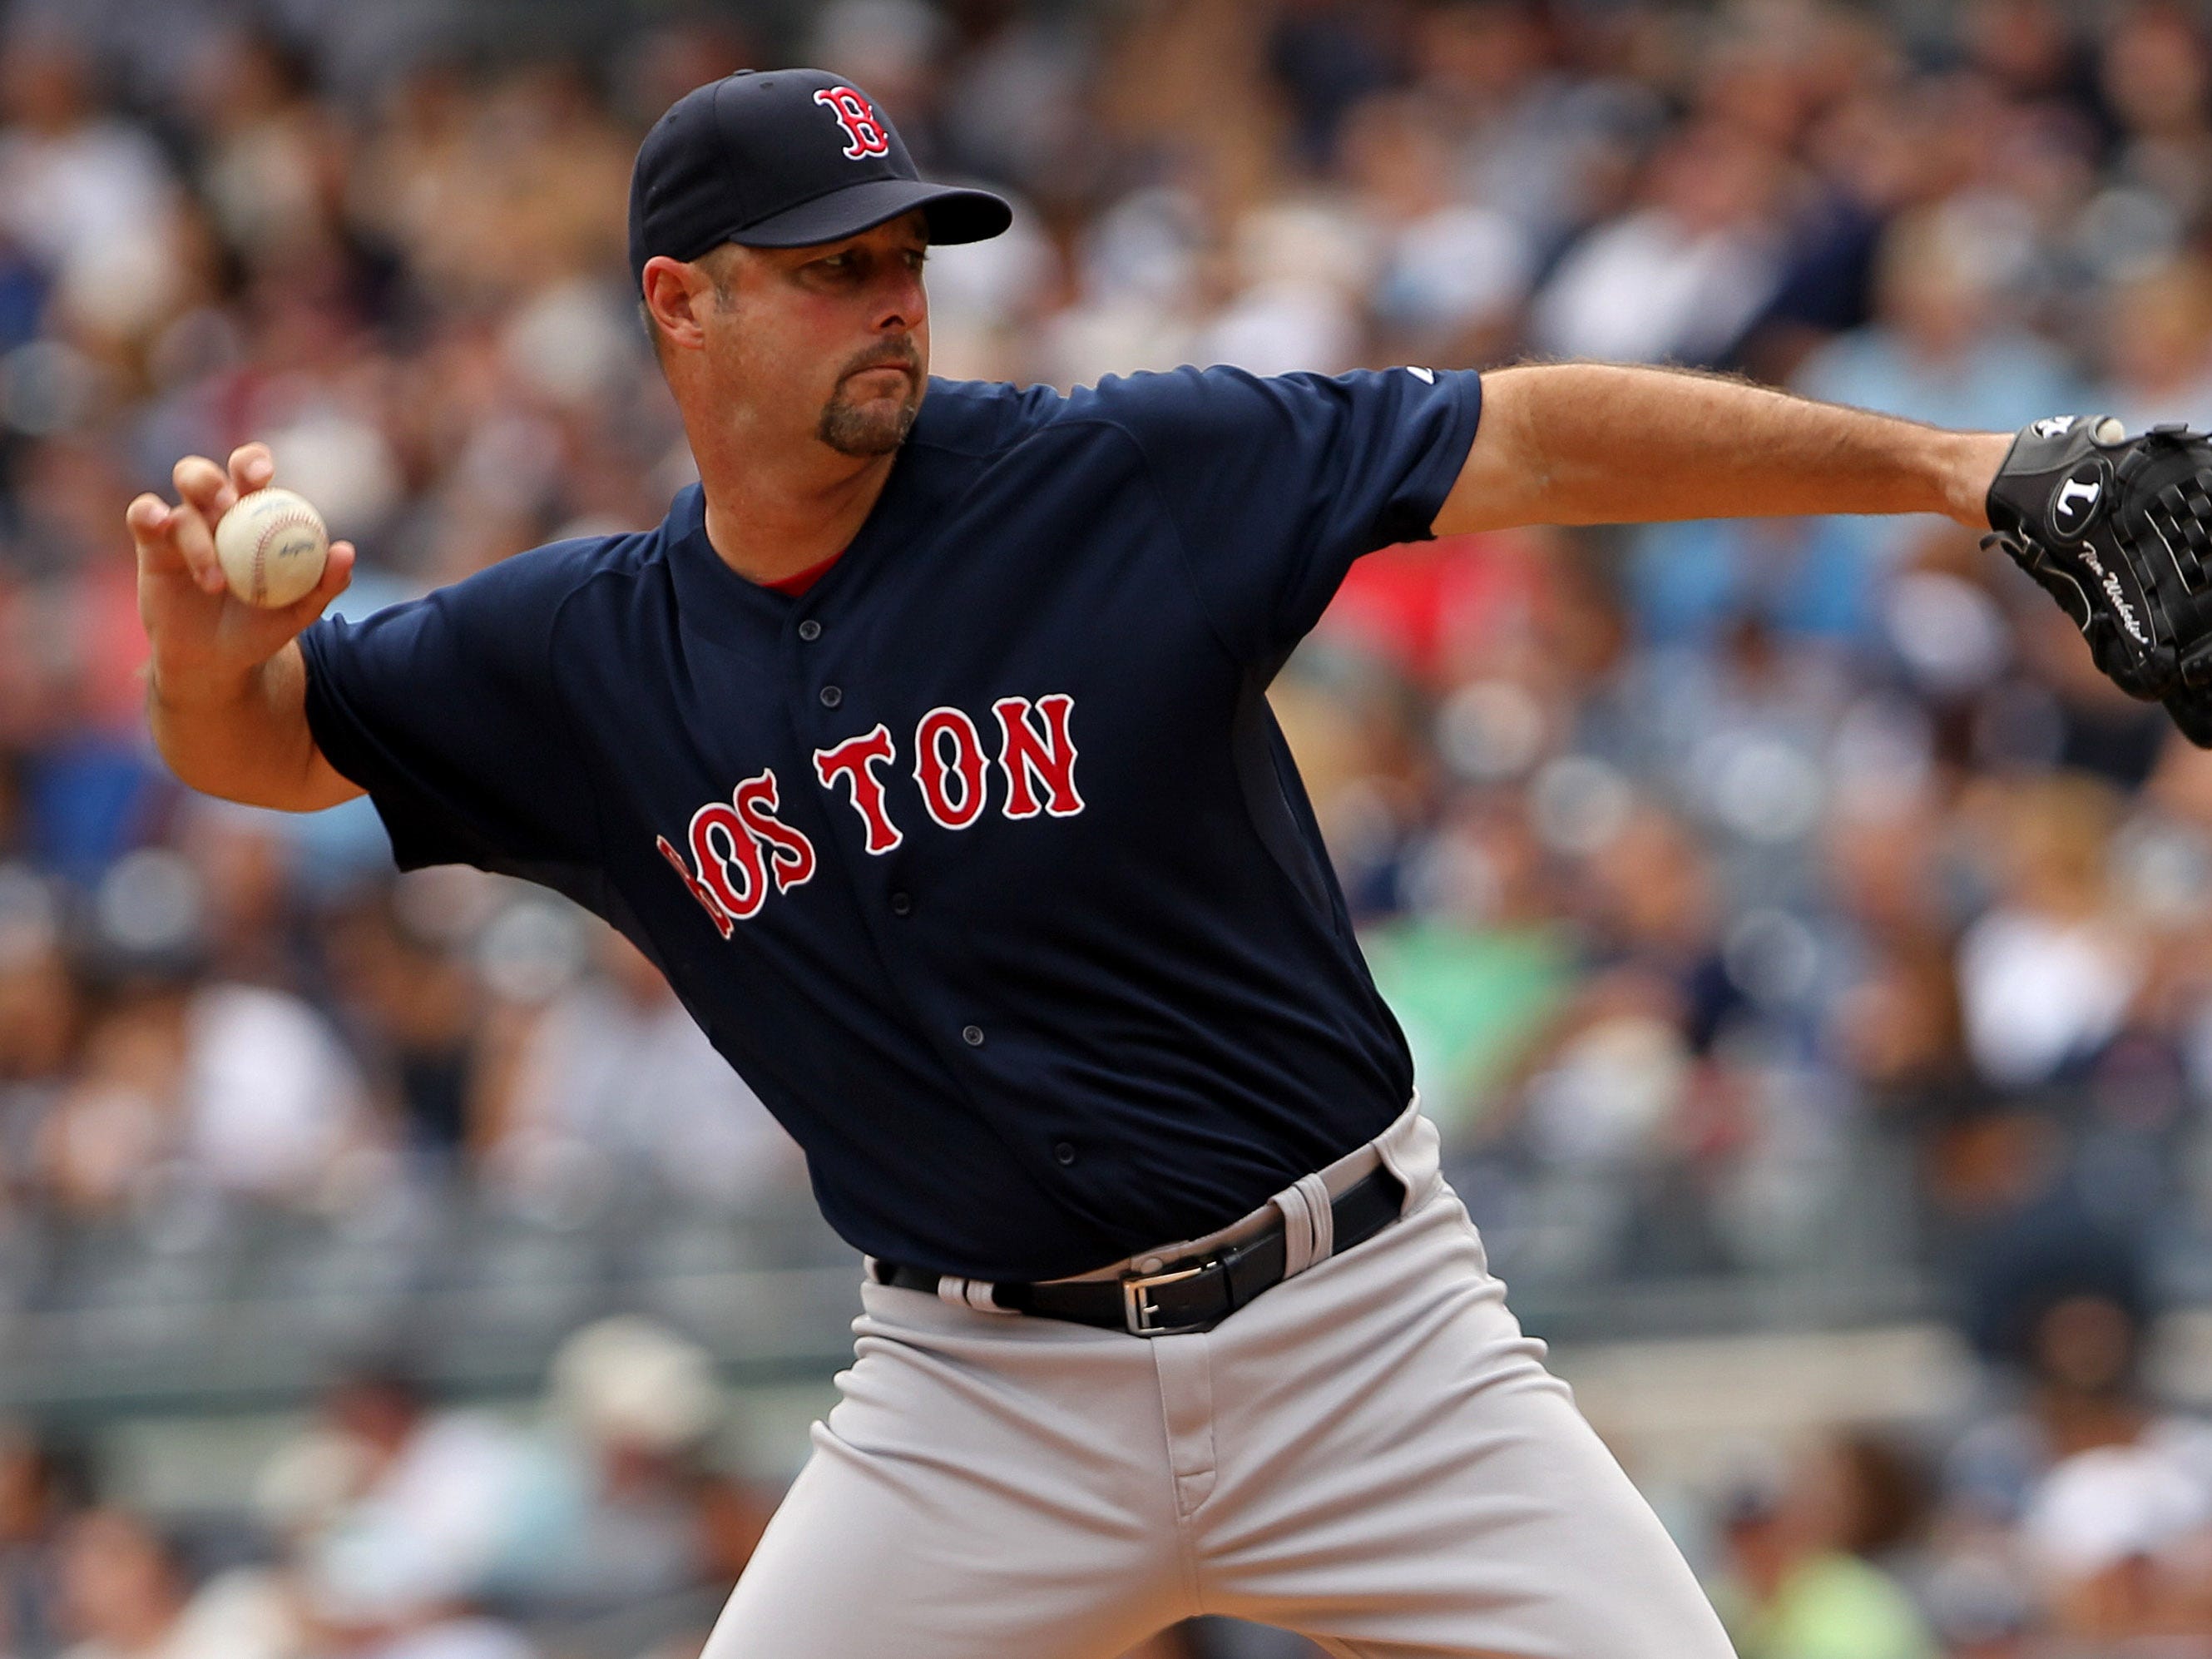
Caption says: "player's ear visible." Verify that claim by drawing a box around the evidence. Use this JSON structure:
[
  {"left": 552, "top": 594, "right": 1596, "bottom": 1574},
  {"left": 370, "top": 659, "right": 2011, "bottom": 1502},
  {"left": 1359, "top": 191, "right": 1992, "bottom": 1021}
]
[{"left": 641, "top": 255, "right": 717, "bottom": 354}]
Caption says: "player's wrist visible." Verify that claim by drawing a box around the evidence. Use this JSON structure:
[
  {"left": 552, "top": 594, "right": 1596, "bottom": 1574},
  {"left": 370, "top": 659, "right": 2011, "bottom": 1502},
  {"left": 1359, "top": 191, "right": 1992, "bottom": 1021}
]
[
  {"left": 146, "top": 651, "right": 265, "bottom": 714},
  {"left": 1942, "top": 430, "right": 2016, "bottom": 530}
]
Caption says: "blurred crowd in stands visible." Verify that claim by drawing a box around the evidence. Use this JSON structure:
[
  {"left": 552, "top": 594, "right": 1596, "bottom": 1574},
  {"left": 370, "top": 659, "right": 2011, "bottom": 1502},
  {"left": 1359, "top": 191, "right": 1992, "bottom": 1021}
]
[
  {"left": 0, "top": 0, "right": 2205, "bottom": 1653},
  {"left": 2, "top": 1317, "right": 778, "bottom": 1659}
]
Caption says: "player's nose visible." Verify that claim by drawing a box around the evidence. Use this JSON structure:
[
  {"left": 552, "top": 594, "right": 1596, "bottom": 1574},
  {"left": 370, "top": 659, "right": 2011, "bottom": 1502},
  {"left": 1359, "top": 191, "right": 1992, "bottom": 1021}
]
[{"left": 870, "top": 266, "right": 925, "bottom": 334}]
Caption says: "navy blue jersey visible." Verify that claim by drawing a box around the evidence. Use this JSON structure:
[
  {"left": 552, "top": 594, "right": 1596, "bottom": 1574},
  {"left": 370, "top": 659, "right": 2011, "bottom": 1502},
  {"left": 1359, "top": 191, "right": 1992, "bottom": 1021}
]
[{"left": 299, "top": 364, "right": 1483, "bottom": 1279}]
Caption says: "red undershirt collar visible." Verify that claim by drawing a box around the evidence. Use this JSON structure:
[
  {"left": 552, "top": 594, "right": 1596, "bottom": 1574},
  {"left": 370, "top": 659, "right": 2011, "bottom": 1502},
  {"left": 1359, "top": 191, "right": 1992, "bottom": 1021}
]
[{"left": 761, "top": 551, "right": 844, "bottom": 598}]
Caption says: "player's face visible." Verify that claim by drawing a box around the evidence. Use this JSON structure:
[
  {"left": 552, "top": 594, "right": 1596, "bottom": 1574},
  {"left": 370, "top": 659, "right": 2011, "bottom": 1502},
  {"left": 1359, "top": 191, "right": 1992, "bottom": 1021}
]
[{"left": 713, "top": 212, "right": 932, "bottom": 459}]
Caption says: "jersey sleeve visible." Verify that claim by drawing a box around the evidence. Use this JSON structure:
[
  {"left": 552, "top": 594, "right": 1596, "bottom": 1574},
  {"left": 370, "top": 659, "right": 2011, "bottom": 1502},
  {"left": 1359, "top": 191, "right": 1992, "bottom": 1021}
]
[
  {"left": 296, "top": 547, "right": 600, "bottom": 879},
  {"left": 1093, "top": 364, "right": 1484, "bottom": 662}
]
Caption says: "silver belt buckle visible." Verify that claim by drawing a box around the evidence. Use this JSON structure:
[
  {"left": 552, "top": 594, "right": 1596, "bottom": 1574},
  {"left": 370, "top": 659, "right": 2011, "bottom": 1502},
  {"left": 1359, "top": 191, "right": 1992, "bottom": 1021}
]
[{"left": 1121, "top": 1261, "right": 1210, "bottom": 1336}]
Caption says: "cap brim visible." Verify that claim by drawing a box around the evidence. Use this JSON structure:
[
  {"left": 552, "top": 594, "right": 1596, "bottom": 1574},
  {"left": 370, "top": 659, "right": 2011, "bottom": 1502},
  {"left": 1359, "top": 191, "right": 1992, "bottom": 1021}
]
[{"left": 724, "top": 178, "right": 1012, "bottom": 249}]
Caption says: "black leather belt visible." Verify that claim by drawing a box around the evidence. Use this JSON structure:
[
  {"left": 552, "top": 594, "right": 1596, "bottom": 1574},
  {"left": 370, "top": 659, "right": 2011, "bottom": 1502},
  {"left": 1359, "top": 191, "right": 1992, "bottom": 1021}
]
[{"left": 871, "top": 1164, "right": 1405, "bottom": 1336}]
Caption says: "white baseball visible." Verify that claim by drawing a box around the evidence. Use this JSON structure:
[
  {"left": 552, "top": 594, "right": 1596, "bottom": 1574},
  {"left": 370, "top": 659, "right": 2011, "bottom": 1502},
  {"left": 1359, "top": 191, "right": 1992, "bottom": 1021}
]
[{"left": 214, "top": 487, "right": 329, "bottom": 609}]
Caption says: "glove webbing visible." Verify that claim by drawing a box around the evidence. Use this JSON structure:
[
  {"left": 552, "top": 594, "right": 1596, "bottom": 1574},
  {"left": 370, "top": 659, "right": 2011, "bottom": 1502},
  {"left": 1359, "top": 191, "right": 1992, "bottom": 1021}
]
[{"left": 2136, "top": 463, "right": 2212, "bottom": 686}]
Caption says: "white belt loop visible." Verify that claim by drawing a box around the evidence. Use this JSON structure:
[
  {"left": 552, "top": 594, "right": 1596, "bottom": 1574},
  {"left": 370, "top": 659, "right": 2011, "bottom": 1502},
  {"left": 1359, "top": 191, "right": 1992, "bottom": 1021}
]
[
  {"left": 936, "top": 1275, "right": 1015, "bottom": 1313},
  {"left": 1270, "top": 1185, "right": 1314, "bottom": 1278},
  {"left": 1294, "top": 1171, "right": 1334, "bottom": 1267},
  {"left": 1271, "top": 1171, "right": 1336, "bottom": 1280}
]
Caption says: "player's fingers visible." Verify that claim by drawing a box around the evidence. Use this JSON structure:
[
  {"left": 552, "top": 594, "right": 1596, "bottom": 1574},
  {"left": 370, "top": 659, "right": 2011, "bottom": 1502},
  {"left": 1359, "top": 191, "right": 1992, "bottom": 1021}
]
[
  {"left": 128, "top": 493, "right": 226, "bottom": 592},
  {"left": 171, "top": 453, "right": 235, "bottom": 522},
  {"left": 271, "top": 540, "right": 354, "bottom": 631},
  {"left": 126, "top": 493, "right": 185, "bottom": 572},
  {"left": 226, "top": 443, "right": 273, "bottom": 497},
  {"left": 161, "top": 468, "right": 229, "bottom": 594}
]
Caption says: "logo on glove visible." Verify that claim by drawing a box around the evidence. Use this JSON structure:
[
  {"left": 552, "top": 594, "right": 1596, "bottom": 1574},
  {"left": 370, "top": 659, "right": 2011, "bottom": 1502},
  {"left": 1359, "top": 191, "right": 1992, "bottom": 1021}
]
[{"left": 2048, "top": 460, "right": 2110, "bottom": 540}]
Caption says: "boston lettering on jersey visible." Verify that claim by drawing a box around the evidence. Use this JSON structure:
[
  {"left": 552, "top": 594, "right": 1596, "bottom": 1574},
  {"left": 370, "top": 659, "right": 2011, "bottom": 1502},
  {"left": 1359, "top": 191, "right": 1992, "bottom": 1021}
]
[
  {"left": 297, "top": 364, "right": 1483, "bottom": 1280},
  {"left": 661, "top": 693, "right": 1084, "bottom": 933}
]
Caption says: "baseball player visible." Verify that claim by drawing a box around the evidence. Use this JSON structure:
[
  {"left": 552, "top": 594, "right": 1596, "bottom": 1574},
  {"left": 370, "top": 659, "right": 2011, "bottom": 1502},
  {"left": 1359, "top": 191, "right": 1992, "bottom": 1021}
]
[{"left": 130, "top": 68, "right": 2028, "bottom": 1659}]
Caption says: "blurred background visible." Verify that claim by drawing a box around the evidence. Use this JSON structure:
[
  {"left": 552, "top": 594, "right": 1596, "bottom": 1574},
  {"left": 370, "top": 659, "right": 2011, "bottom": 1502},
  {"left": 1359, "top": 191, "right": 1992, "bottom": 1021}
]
[{"left": 0, "top": 0, "right": 2210, "bottom": 1655}]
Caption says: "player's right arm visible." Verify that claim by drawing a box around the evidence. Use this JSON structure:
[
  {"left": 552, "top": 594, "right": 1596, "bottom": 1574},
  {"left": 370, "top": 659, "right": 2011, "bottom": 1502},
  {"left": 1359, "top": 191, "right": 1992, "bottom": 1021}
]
[{"left": 131, "top": 444, "right": 363, "bottom": 812}]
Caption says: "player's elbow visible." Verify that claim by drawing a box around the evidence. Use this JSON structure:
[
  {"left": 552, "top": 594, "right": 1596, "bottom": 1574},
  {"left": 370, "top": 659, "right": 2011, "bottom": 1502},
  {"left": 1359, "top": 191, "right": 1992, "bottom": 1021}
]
[
  {"left": 156, "top": 747, "right": 357, "bottom": 815},
  {"left": 149, "top": 701, "right": 363, "bottom": 815},
  {"left": 1432, "top": 369, "right": 1556, "bottom": 537}
]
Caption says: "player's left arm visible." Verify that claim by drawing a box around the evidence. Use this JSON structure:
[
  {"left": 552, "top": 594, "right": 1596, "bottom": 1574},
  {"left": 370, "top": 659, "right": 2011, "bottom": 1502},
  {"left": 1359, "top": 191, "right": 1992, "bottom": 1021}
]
[{"left": 1434, "top": 362, "right": 2012, "bottom": 537}]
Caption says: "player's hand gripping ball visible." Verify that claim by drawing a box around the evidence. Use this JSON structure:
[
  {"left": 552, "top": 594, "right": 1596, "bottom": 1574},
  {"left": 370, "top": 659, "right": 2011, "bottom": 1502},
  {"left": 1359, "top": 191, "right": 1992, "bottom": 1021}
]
[
  {"left": 1985, "top": 415, "right": 2212, "bottom": 745},
  {"left": 213, "top": 487, "right": 329, "bottom": 609}
]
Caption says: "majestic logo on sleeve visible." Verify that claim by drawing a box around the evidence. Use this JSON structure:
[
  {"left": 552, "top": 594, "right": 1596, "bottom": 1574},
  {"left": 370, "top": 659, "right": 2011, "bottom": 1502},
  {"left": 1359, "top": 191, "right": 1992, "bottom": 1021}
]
[
  {"left": 813, "top": 87, "right": 892, "bottom": 160},
  {"left": 659, "top": 695, "right": 1084, "bottom": 933}
]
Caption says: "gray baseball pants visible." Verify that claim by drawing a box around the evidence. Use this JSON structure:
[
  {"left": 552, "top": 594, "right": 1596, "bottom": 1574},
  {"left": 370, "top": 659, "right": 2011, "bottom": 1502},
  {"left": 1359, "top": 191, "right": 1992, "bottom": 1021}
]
[{"left": 705, "top": 1102, "right": 1737, "bottom": 1657}]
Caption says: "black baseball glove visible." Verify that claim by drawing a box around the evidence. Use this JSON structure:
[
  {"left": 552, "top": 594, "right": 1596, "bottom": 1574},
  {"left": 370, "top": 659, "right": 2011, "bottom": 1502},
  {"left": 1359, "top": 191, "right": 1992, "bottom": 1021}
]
[{"left": 1983, "top": 414, "right": 2212, "bottom": 745}]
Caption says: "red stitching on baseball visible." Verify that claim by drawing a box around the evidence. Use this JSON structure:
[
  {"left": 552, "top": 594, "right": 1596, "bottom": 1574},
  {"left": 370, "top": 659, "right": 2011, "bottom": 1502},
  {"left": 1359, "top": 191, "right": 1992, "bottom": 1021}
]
[{"left": 250, "top": 508, "right": 319, "bottom": 606}]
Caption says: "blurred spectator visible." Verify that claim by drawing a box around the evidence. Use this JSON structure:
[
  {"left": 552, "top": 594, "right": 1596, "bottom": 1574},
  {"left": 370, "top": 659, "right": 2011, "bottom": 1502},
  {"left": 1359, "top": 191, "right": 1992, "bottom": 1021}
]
[
  {"left": 1960, "top": 0, "right": 2096, "bottom": 111},
  {"left": 1530, "top": 121, "right": 1785, "bottom": 367},
  {"left": 1190, "top": 196, "right": 1370, "bottom": 377},
  {"left": 318, "top": 876, "right": 487, "bottom": 1163},
  {"left": 1337, "top": 92, "right": 1532, "bottom": 365},
  {"left": 1947, "top": 1282, "right": 2206, "bottom": 1527},
  {"left": 1954, "top": 772, "right": 2139, "bottom": 1094},
  {"left": 2101, "top": 0, "right": 2212, "bottom": 235},
  {"left": 1744, "top": 64, "right": 1929, "bottom": 382},
  {"left": 478, "top": 926, "right": 799, "bottom": 1217},
  {"left": 260, "top": 1364, "right": 533, "bottom": 1646},
  {"left": 2090, "top": 255, "right": 2212, "bottom": 433},
  {"left": 0, "top": 32, "right": 181, "bottom": 348},
  {"left": 1265, "top": 0, "right": 1396, "bottom": 169},
  {"left": 2021, "top": 1437, "right": 2212, "bottom": 1644},
  {"left": 1795, "top": 201, "right": 2083, "bottom": 435},
  {"left": 503, "top": 1316, "right": 772, "bottom": 1611},
  {"left": 52, "top": 1508, "right": 292, "bottom": 1659},
  {"left": 934, "top": 0, "right": 1094, "bottom": 197},
  {"left": 1944, "top": 1278, "right": 2212, "bottom": 1650},
  {"left": 1717, "top": 1434, "right": 1940, "bottom": 1659},
  {"left": 0, "top": 869, "right": 75, "bottom": 1211},
  {"left": 32, "top": 851, "right": 372, "bottom": 1216},
  {"left": 1822, "top": 786, "right": 1975, "bottom": 1118},
  {"left": 0, "top": 1425, "right": 90, "bottom": 1659},
  {"left": 1409, "top": 0, "right": 1656, "bottom": 257}
]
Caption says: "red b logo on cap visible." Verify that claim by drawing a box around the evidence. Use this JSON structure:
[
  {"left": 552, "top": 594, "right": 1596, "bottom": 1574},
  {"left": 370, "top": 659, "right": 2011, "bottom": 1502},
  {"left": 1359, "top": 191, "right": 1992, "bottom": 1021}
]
[{"left": 814, "top": 87, "right": 891, "bottom": 160}]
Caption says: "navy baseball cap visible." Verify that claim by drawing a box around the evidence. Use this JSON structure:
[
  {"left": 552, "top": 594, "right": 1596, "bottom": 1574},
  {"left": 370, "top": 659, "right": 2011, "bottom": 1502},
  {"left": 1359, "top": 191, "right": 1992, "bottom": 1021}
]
[{"left": 628, "top": 68, "right": 1012, "bottom": 290}]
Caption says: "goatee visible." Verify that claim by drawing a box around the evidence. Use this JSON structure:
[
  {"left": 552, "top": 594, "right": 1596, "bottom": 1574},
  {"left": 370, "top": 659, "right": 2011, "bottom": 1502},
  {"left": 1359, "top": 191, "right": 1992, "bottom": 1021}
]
[
  {"left": 819, "top": 339, "right": 923, "bottom": 457},
  {"left": 818, "top": 391, "right": 918, "bottom": 457}
]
